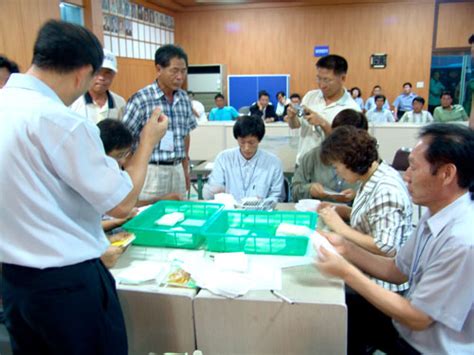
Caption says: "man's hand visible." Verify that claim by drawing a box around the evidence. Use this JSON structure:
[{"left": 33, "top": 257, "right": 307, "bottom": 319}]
[
  {"left": 286, "top": 105, "right": 297, "bottom": 120},
  {"left": 319, "top": 230, "right": 349, "bottom": 256},
  {"left": 185, "top": 169, "right": 191, "bottom": 192},
  {"left": 315, "top": 242, "right": 352, "bottom": 279},
  {"left": 310, "top": 183, "right": 328, "bottom": 199},
  {"left": 303, "top": 107, "right": 328, "bottom": 128},
  {"left": 140, "top": 107, "right": 169, "bottom": 147},
  {"left": 330, "top": 189, "right": 356, "bottom": 203},
  {"left": 101, "top": 245, "right": 124, "bottom": 269}
]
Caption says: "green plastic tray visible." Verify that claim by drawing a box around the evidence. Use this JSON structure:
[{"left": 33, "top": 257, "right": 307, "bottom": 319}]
[
  {"left": 122, "top": 201, "right": 223, "bottom": 249},
  {"left": 202, "top": 210, "right": 318, "bottom": 255}
]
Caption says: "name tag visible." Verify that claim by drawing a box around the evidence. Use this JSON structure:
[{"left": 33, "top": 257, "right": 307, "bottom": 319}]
[{"left": 159, "top": 130, "right": 174, "bottom": 152}]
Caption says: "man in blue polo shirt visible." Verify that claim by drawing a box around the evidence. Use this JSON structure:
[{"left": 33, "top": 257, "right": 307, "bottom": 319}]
[
  {"left": 393, "top": 82, "right": 417, "bottom": 121},
  {"left": 0, "top": 20, "right": 168, "bottom": 354},
  {"left": 209, "top": 93, "right": 239, "bottom": 121}
]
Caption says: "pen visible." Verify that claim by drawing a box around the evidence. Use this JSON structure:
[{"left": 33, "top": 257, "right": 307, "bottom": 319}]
[{"left": 271, "top": 290, "right": 294, "bottom": 304}]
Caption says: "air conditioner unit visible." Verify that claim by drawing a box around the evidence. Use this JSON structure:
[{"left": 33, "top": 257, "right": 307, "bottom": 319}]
[{"left": 187, "top": 64, "right": 227, "bottom": 111}]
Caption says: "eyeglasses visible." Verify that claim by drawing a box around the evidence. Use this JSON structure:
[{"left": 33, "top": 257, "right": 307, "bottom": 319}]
[{"left": 316, "top": 76, "right": 336, "bottom": 85}]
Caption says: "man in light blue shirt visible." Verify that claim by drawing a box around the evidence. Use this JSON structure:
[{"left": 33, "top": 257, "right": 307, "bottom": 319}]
[
  {"left": 0, "top": 20, "right": 168, "bottom": 355},
  {"left": 393, "top": 82, "right": 417, "bottom": 121},
  {"left": 366, "top": 95, "right": 395, "bottom": 123},
  {"left": 365, "top": 85, "right": 390, "bottom": 112},
  {"left": 203, "top": 115, "right": 285, "bottom": 202},
  {"left": 209, "top": 93, "right": 239, "bottom": 121},
  {"left": 317, "top": 123, "right": 474, "bottom": 354}
]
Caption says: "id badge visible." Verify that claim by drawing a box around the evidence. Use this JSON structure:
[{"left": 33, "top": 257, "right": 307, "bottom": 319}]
[{"left": 159, "top": 130, "right": 174, "bottom": 152}]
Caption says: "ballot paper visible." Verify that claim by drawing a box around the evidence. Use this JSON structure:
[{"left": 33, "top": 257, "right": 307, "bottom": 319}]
[
  {"left": 322, "top": 188, "right": 345, "bottom": 197},
  {"left": 295, "top": 199, "right": 321, "bottom": 212},
  {"left": 154, "top": 212, "right": 185, "bottom": 226},
  {"left": 275, "top": 223, "right": 313, "bottom": 237},
  {"left": 214, "top": 193, "right": 237, "bottom": 209},
  {"left": 115, "top": 261, "right": 168, "bottom": 285},
  {"left": 308, "top": 231, "right": 339, "bottom": 260}
]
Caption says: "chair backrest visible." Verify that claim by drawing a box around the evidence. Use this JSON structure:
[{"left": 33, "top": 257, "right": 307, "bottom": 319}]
[
  {"left": 391, "top": 147, "right": 412, "bottom": 171},
  {"left": 238, "top": 106, "right": 250, "bottom": 115}
]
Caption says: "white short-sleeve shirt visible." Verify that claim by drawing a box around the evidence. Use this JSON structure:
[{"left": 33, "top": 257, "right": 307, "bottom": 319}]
[
  {"left": 297, "top": 89, "right": 361, "bottom": 165},
  {"left": 0, "top": 74, "right": 133, "bottom": 269}
]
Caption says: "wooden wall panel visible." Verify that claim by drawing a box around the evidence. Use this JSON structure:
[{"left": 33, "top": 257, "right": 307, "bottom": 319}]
[
  {"left": 436, "top": 2, "right": 474, "bottom": 49},
  {"left": 175, "top": 1, "right": 435, "bottom": 106},
  {"left": 110, "top": 57, "right": 158, "bottom": 101},
  {"left": 0, "top": 0, "right": 60, "bottom": 73}
]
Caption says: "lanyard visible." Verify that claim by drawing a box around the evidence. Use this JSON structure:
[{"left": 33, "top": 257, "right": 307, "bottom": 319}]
[{"left": 238, "top": 155, "right": 259, "bottom": 196}]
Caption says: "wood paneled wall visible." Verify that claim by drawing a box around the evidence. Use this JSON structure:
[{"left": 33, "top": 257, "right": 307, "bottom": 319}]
[
  {"left": 110, "top": 57, "right": 158, "bottom": 100},
  {"left": 175, "top": 1, "right": 435, "bottom": 105},
  {"left": 436, "top": 2, "right": 474, "bottom": 49},
  {"left": 0, "top": 0, "right": 60, "bottom": 73}
]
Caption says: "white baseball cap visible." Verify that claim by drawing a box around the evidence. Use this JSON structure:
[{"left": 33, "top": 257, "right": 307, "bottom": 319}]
[{"left": 102, "top": 49, "right": 118, "bottom": 73}]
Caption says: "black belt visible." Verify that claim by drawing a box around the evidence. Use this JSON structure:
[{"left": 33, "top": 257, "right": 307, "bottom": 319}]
[{"left": 150, "top": 160, "right": 182, "bottom": 166}]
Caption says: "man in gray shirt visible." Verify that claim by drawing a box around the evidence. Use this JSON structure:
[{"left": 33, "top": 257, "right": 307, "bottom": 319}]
[{"left": 316, "top": 123, "right": 474, "bottom": 354}]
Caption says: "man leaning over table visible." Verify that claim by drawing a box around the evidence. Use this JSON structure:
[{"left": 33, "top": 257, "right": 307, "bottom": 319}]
[
  {"left": 0, "top": 20, "right": 169, "bottom": 354},
  {"left": 316, "top": 123, "right": 474, "bottom": 354}
]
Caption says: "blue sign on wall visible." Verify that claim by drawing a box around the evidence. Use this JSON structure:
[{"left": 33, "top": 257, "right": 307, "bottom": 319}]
[{"left": 314, "top": 46, "right": 329, "bottom": 57}]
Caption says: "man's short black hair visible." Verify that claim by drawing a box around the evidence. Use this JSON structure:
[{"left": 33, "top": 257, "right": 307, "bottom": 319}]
[
  {"left": 316, "top": 55, "right": 348, "bottom": 75},
  {"left": 215, "top": 93, "right": 225, "bottom": 100},
  {"left": 419, "top": 123, "right": 474, "bottom": 197},
  {"left": 233, "top": 115, "right": 265, "bottom": 141},
  {"left": 32, "top": 20, "right": 103, "bottom": 74},
  {"left": 0, "top": 56, "right": 19, "bottom": 74},
  {"left": 413, "top": 96, "right": 425, "bottom": 105},
  {"left": 276, "top": 91, "right": 285, "bottom": 99},
  {"left": 440, "top": 91, "right": 453, "bottom": 99},
  {"left": 350, "top": 87, "right": 362, "bottom": 98},
  {"left": 289, "top": 93, "right": 301, "bottom": 100},
  {"left": 154, "top": 44, "right": 188, "bottom": 67},
  {"left": 373, "top": 85, "right": 381, "bottom": 90},
  {"left": 97, "top": 119, "right": 133, "bottom": 154},
  {"left": 374, "top": 94, "right": 386, "bottom": 103},
  {"left": 332, "top": 109, "right": 368, "bottom": 131},
  {"left": 469, "top": 34, "right": 474, "bottom": 45},
  {"left": 403, "top": 82, "right": 412, "bottom": 88},
  {"left": 258, "top": 90, "right": 269, "bottom": 100}
]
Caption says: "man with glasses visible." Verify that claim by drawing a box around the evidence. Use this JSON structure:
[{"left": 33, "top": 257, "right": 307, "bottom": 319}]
[
  {"left": 286, "top": 54, "right": 360, "bottom": 165},
  {"left": 123, "top": 44, "right": 197, "bottom": 199}
]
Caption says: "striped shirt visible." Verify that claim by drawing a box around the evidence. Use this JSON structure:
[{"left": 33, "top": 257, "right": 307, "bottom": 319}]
[
  {"left": 122, "top": 81, "right": 197, "bottom": 162},
  {"left": 399, "top": 110, "right": 433, "bottom": 124},
  {"left": 351, "top": 161, "right": 413, "bottom": 291}
]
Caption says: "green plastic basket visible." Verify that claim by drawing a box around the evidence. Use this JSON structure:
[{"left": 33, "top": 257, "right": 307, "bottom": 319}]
[
  {"left": 202, "top": 210, "right": 318, "bottom": 255},
  {"left": 122, "top": 201, "right": 223, "bottom": 249}
]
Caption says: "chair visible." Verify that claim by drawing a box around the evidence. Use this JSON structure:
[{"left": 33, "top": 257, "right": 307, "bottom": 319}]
[
  {"left": 238, "top": 106, "right": 250, "bottom": 115},
  {"left": 391, "top": 147, "right": 411, "bottom": 171}
]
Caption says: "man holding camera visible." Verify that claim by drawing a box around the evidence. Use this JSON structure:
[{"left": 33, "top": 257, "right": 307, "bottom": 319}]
[{"left": 286, "top": 54, "right": 360, "bottom": 165}]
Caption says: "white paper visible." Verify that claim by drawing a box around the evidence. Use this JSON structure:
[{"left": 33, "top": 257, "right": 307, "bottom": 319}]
[
  {"left": 154, "top": 212, "right": 184, "bottom": 226},
  {"left": 180, "top": 219, "right": 205, "bottom": 227},
  {"left": 295, "top": 199, "right": 321, "bottom": 212},
  {"left": 115, "top": 261, "right": 167, "bottom": 285},
  {"left": 204, "top": 162, "right": 214, "bottom": 170},
  {"left": 275, "top": 223, "right": 313, "bottom": 237},
  {"left": 308, "top": 231, "right": 339, "bottom": 260},
  {"left": 322, "top": 188, "right": 345, "bottom": 197},
  {"left": 214, "top": 252, "right": 248, "bottom": 273}
]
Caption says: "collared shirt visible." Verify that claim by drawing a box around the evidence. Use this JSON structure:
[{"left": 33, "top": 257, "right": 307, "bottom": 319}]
[
  {"left": 191, "top": 99, "right": 207, "bottom": 123},
  {"left": 0, "top": 74, "right": 132, "bottom": 269},
  {"left": 292, "top": 146, "right": 358, "bottom": 202},
  {"left": 393, "top": 92, "right": 417, "bottom": 111},
  {"left": 365, "top": 96, "right": 390, "bottom": 111},
  {"left": 70, "top": 90, "right": 126, "bottom": 123},
  {"left": 203, "top": 147, "right": 285, "bottom": 203},
  {"left": 249, "top": 103, "right": 277, "bottom": 120},
  {"left": 122, "top": 81, "right": 197, "bottom": 162},
  {"left": 366, "top": 108, "right": 395, "bottom": 123},
  {"left": 209, "top": 106, "right": 239, "bottom": 121},
  {"left": 296, "top": 89, "right": 361, "bottom": 164},
  {"left": 399, "top": 110, "right": 433, "bottom": 124},
  {"left": 395, "top": 193, "right": 474, "bottom": 354},
  {"left": 354, "top": 97, "right": 364, "bottom": 111},
  {"left": 433, "top": 105, "right": 468, "bottom": 122},
  {"left": 351, "top": 162, "right": 412, "bottom": 291}
]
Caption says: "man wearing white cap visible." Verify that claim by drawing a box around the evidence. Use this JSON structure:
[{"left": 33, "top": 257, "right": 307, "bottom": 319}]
[{"left": 71, "top": 49, "right": 126, "bottom": 123}]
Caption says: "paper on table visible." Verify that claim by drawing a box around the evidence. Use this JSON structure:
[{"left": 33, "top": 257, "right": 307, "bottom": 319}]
[
  {"left": 275, "top": 223, "right": 313, "bottom": 236},
  {"left": 155, "top": 212, "right": 185, "bottom": 226},
  {"left": 307, "top": 231, "right": 339, "bottom": 260},
  {"left": 115, "top": 260, "right": 168, "bottom": 285},
  {"left": 322, "top": 188, "right": 345, "bottom": 196},
  {"left": 247, "top": 260, "right": 282, "bottom": 291},
  {"left": 214, "top": 252, "right": 248, "bottom": 272}
]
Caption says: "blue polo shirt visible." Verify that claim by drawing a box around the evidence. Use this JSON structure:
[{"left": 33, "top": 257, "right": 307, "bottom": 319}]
[
  {"left": 209, "top": 106, "right": 239, "bottom": 121},
  {"left": 393, "top": 92, "right": 417, "bottom": 111}
]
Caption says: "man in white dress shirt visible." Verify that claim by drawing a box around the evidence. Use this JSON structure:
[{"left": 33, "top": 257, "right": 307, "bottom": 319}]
[{"left": 0, "top": 20, "right": 168, "bottom": 354}]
